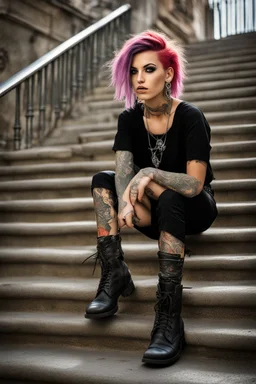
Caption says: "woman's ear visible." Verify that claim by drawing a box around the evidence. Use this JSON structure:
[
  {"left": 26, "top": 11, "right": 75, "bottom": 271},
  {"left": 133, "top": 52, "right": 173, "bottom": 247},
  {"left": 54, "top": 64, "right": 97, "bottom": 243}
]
[{"left": 166, "top": 67, "right": 174, "bottom": 82}]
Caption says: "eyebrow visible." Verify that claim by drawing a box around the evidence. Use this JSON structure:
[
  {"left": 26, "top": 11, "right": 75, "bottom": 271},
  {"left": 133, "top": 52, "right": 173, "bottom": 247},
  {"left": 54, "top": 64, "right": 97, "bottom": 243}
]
[{"left": 130, "top": 63, "right": 157, "bottom": 69}]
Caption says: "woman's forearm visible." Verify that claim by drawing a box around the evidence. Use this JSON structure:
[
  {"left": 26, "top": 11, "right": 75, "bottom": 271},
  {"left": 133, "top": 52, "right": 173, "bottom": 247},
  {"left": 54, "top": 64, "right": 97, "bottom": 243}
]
[
  {"left": 115, "top": 151, "right": 135, "bottom": 210},
  {"left": 141, "top": 167, "right": 201, "bottom": 198}
]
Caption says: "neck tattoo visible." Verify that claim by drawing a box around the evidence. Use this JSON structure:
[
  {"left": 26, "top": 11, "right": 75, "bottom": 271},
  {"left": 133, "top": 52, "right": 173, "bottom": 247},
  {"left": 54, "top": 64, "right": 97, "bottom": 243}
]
[
  {"left": 144, "top": 101, "right": 172, "bottom": 118},
  {"left": 144, "top": 98, "right": 173, "bottom": 168}
]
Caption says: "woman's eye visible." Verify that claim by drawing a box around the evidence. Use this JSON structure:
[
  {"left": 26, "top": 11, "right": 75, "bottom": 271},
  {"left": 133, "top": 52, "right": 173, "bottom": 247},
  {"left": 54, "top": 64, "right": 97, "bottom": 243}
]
[
  {"left": 130, "top": 69, "right": 137, "bottom": 75},
  {"left": 146, "top": 67, "right": 156, "bottom": 73}
]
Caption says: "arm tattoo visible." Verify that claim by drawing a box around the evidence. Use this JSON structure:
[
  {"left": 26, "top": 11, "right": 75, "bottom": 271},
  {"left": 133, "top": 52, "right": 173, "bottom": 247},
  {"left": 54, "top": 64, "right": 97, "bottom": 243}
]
[
  {"left": 115, "top": 151, "right": 135, "bottom": 210},
  {"left": 187, "top": 160, "right": 207, "bottom": 167},
  {"left": 141, "top": 167, "right": 201, "bottom": 198}
]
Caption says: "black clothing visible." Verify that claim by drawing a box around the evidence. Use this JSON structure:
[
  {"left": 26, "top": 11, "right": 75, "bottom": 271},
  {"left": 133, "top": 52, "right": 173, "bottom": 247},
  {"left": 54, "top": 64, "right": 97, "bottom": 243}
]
[
  {"left": 112, "top": 101, "right": 214, "bottom": 186},
  {"left": 92, "top": 100, "right": 218, "bottom": 242},
  {"left": 91, "top": 171, "right": 218, "bottom": 243}
]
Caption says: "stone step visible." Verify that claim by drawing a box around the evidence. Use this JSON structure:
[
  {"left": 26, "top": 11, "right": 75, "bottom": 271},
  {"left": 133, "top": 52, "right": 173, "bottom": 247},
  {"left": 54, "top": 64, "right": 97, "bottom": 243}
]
[
  {"left": 0, "top": 157, "right": 255, "bottom": 181},
  {"left": 211, "top": 140, "right": 256, "bottom": 159},
  {"left": 61, "top": 120, "right": 116, "bottom": 132},
  {"left": 0, "top": 246, "right": 254, "bottom": 282},
  {"left": 211, "top": 124, "right": 256, "bottom": 143},
  {"left": 0, "top": 146, "right": 74, "bottom": 166},
  {"left": 204, "top": 109, "right": 256, "bottom": 125},
  {"left": 186, "top": 32, "right": 256, "bottom": 50},
  {"left": 187, "top": 45, "right": 256, "bottom": 63},
  {"left": 185, "top": 77, "right": 256, "bottom": 92},
  {"left": 93, "top": 107, "right": 256, "bottom": 126},
  {"left": 94, "top": 77, "right": 256, "bottom": 97},
  {"left": 86, "top": 97, "right": 256, "bottom": 113},
  {"left": 0, "top": 176, "right": 254, "bottom": 201},
  {"left": 44, "top": 139, "right": 256, "bottom": 160},
  {"left": 0, "top": 311, "right": 255, "bottom": 353},
  {"left": 0, "top": 345, "right": 255, "bottom": 384},
  {"left": 73, "top": 139, "right": 256, "bottom": 160},
  {"left": 78, "top": 129, "right": 116, "bottom": 143},
  {"left": 189, "top": 61, "right": 256, "bottom": 75},
  {"left": 0, "top": 160, "right": 115, "bottom": 180},
  {"left": 213, "top": 157, "right": 256, "bottom": 179},
  {"left": 88, "top": 83, "right": 256, "bottom": 102},
  {"left": 44, "top": 129, "right": 117, "bottom": 147},
  {"left": 3, "top": 138, "right": 250, "bottom": 167},
  {"left": 29, "top": 123, "right": 256, "bottom": 152},
  {"left": 188, "top": 69, "right": 256, "bottom": 84},
  {"left": 47, "top": 120, "right": 255, "bottom": 152},
  {"left": 71, "top": 139, "right": 256, "bottom": 161},
  {"left": 61, "top": 108, "right": 256, "bottom": 128},
  {"left": 0, "top": 275, "right": 255, "bottom": 316},
  {"left": 187, "top": 53, "right": 256, "bottom": 70},
  {"left": 0, "top": 221, "right": 255, "bottom": 252},
  {"left": 75, "top": 139, "right": 256, "bottom": 161},
  {"left": 0, "top": 199, "right": 255, "bottom": 227},
  {"left": 184, "top": 86, "right": 256, "bottom": 102}
]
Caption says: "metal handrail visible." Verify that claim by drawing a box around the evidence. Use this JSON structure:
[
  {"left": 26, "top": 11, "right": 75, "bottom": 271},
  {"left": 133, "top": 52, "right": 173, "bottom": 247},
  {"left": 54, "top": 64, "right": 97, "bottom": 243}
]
[{"left": 0, "top": 4, "right": 131, "bottom": 150}]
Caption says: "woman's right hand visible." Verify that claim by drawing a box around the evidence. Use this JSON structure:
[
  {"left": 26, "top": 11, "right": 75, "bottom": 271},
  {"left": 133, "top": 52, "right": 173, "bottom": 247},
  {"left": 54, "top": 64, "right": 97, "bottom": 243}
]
[{"left": 118, "top": 201, "right": 135, "bottom": 229}]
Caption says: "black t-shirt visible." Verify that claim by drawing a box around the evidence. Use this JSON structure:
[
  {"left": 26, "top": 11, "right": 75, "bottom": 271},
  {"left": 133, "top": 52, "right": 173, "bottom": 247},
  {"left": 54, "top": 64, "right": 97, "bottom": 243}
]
[{"left": 112, "top": 101, "right": 214, "bottom": 185}]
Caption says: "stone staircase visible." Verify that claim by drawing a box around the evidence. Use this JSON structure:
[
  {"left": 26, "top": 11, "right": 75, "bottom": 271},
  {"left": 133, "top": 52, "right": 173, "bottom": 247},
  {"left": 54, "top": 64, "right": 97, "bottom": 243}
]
[{"left": 0, "top": 33, "right": 255, "bottom": 383}]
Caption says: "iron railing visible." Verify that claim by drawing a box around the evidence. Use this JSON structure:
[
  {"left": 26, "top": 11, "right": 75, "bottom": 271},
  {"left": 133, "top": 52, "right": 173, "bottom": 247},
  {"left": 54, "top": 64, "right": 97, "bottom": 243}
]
[
  {"left": 0, "top": 4, "right": 131, "bottom": 150},
  {"left": 209, "top": 0, "right": 256, "bottom": 38}
]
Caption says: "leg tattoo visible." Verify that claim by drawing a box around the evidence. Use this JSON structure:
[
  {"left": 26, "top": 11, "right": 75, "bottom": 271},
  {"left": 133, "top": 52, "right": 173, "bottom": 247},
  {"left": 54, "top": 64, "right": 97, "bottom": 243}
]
[
  {"left": 93, "top": 188, "right": 118, "bottom": 237},
  {"left": 159, "top": 231, "right": 185, "bottom": 258}
]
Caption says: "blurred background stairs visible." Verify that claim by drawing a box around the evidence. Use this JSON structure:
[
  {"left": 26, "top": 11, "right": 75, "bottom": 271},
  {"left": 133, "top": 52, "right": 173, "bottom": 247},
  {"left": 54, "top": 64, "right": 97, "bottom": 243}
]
[{"left": 0, "top": 5, "right": 255, "bottom": 383}]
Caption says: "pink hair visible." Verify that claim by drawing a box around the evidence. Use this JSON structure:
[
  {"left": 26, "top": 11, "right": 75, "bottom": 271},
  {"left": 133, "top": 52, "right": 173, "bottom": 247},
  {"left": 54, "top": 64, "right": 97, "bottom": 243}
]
[{"left": 110, "top": 30, "right": 186, "bottom": 109}]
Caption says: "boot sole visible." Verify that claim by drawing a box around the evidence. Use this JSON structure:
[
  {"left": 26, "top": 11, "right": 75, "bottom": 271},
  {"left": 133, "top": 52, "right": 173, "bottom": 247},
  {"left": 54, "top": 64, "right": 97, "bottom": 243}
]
[{"left": 142, "top": 351, "right": 181, "bottom": 366}]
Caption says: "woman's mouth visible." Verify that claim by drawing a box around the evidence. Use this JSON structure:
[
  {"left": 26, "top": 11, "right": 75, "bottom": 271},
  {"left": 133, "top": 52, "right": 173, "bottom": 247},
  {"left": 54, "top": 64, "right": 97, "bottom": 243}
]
[{"left": 136, "top": 87, "right": 148, "bottom": 93}]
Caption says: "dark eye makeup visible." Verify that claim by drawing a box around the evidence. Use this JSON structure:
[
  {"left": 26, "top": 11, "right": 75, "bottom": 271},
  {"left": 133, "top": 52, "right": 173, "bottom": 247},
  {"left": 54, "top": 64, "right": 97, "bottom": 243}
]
[
  {"left": 130, "top": 66, "right": 156, "bottom": 75},
  {"left": 145, "top": 66, "right": 156, "bottom": 73}
]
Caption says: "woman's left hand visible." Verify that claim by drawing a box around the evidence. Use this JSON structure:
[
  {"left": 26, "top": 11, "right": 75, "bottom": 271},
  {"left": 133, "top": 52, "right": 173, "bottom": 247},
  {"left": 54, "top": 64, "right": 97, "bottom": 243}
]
[{"left": 129, "top": 171, "right": 151, "bottom": 206}]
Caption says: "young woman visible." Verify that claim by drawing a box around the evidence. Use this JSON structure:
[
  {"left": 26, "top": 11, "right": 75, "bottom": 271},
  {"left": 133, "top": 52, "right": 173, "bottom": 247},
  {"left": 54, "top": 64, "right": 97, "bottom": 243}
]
[{"left": 84, "top": 30, "right": 218, "bottom": 366}]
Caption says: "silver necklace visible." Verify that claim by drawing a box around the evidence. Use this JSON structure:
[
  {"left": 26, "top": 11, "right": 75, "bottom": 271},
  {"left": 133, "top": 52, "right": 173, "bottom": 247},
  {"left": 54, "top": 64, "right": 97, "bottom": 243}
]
[{"left": 144, "top": 106, "right": 172, "bottom": 168}]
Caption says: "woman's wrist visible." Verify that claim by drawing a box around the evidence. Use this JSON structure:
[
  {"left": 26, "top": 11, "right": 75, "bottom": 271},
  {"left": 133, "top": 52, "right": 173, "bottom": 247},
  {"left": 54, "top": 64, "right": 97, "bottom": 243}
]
[{"left": 141, "top": 167, "right": 155, "bottom": 180}]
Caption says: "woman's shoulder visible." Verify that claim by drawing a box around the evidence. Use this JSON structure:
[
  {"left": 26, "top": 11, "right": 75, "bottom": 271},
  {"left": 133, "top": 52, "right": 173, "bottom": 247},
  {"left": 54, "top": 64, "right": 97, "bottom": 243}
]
[
  {"left": 178, "top": 100, "right": 204, "bottom": 119},
  {"left": 118, "top": 102, "right": 142, "bottom": 121}
]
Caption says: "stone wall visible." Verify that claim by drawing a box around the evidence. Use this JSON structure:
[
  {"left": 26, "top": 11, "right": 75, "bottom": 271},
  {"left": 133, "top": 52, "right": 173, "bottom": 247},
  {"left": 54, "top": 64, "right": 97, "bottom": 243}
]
[
  {"left": 0, "top": 0, "right": 93, "bottom": 82},
  {"left": 155, "top": 0, "right": 213, "bottom": 43}
]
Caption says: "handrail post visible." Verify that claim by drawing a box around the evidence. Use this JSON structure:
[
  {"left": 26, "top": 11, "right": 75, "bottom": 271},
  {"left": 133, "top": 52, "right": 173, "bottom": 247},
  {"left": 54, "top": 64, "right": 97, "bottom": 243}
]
[{"left": 13, "top": 85, "right": 22, "bottom": 150}]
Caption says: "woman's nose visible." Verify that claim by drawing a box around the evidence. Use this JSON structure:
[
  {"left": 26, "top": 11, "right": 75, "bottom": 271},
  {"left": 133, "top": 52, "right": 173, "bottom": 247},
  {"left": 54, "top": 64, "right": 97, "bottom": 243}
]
[{"left": 137, "top": 71, "right": 144, "bottom": 83}]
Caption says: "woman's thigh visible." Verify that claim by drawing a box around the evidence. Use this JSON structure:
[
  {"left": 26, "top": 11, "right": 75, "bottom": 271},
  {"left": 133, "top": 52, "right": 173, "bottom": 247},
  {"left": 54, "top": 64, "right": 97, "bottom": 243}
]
[
  {"left": 134, "top": 190, "right": 218, "bottom": 240},
  {"left": 185, "top": 190, "right": 218, "bottom": 235}
]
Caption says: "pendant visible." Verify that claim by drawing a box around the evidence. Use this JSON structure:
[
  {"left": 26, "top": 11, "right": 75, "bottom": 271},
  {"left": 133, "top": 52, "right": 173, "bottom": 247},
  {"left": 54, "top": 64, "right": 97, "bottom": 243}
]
[
  {"left": 155, "top": 139, "right": 166, "bottom": 152},
  {"left": 152, "top": 154, "right": 160, "bottom": 168}
]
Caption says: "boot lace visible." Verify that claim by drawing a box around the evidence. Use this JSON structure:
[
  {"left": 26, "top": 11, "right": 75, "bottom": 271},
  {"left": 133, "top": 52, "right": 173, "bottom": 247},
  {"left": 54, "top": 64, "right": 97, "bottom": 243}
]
[
  {"left": 152, "top": 290, "right": 174, "bottom": 335},
  {"left": 82, "top": 251, "right": 99, "bottom": 275},
  {"left": 82, "top": 251, "right": 112, "bottom": 294}
]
